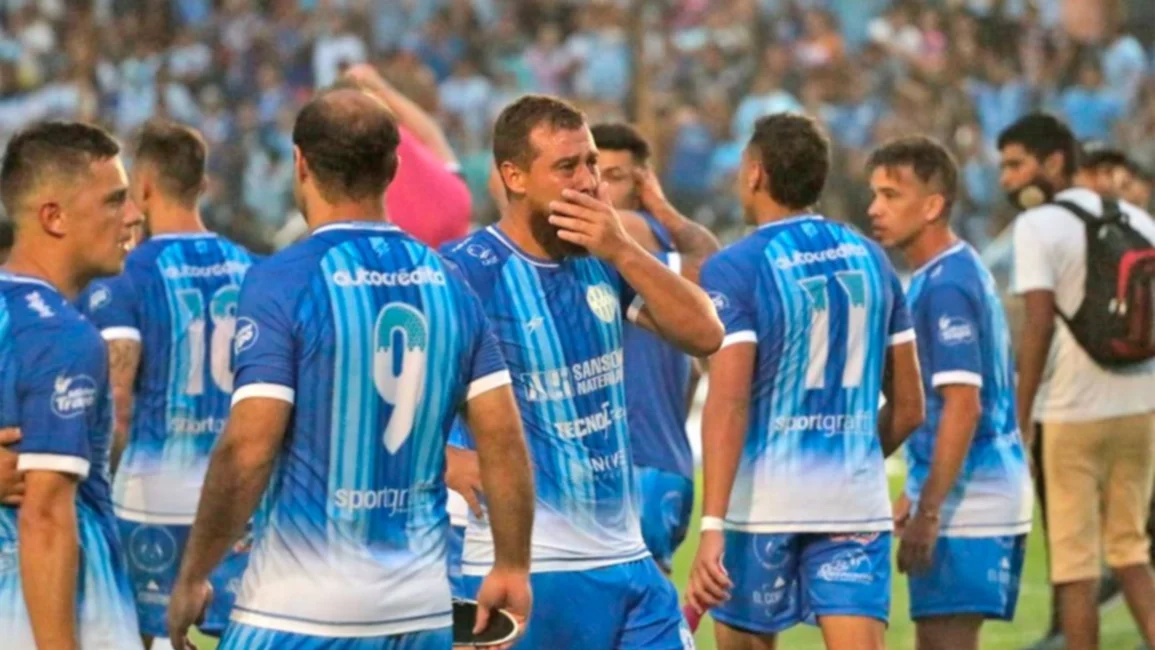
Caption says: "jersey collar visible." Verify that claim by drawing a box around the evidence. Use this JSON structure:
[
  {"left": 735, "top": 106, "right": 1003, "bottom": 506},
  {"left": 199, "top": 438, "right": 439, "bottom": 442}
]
[
  {"left": 756, "top": 214, "right": 823, "bottom": 231},
  {"left": 912, "top": 241, "right": 967, "bottom": 278},
  {"left": 150, "top": 232, "right": 218, "bottom": 241},
  {"left": 486, "top": 226, "right": 561, "bottom": 268},
  {"left": 0, "top": 271, "right": 60, "bottom": 293},
  {"left": 313, "top": 221, "right": 402, "bottom": 236}
]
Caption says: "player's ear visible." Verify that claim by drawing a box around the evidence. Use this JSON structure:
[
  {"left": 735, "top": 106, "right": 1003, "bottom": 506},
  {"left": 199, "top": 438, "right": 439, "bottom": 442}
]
[
  {"left": 293, "top": 145, "right": 309, "bottom": 185},
  {"left": 498, "top": 160, "right": 526, "bottom": 198},
  {"left": 37, "top": 200, "right": 65, "bottom": 237},
  {"left": 926, "top": 193, "right": 947, "bottom": 223}
]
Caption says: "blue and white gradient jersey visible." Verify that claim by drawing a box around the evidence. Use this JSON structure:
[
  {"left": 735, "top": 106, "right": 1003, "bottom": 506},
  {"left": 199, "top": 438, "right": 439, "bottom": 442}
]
[
  {"left": 0, "top": 273, "right": 139, "bottom": 647},
  {"left": 229, "top": 221, "right": 509, "bottom": 638},
  {"left": 904, "top": 242, "right": 1032, "bottom": 536},
  {"left": 442, "top": 226, "right": 649, "bottom": 574},
  {"left": 623, "top": 213, "right": 694, "bottom": 479},
  {"left": 700, "top": 215, "right": 914, "bottom": 533},
  {"left": 80, "top": 233, "right": 256, "bottom": 525}
]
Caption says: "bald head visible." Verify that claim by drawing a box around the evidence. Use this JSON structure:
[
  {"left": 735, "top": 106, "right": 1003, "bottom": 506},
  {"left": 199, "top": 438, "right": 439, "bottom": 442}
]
[{"left": 292, "top": 88, "right": 401, "bottom": 204}]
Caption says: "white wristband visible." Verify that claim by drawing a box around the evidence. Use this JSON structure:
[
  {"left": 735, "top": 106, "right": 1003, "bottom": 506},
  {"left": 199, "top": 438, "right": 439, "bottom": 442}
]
[{"left": 700, "top": 516, "right": 725, "bottom": 532}]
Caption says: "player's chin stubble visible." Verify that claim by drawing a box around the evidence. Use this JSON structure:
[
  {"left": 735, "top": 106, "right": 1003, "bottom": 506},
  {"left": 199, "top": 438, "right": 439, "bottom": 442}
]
[{"left": 531, "top": 208, "right": 587, "bottom": 260}]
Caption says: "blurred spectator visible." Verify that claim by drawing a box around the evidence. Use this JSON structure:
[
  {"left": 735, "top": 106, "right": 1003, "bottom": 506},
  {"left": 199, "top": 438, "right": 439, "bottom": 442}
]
[{"left": 0, "top": 0, "right": 1151, "bottom": 255}]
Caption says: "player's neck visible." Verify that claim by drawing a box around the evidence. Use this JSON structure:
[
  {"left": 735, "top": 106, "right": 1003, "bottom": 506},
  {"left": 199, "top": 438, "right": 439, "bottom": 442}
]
[
  {"left": 498, "top": 205, "right": 553, "bottom": 260},
  {"left": 146, "top": 206, "right": 208, "bottom": 236},
  {"left": 3, "top": 243, "right": 84, "bottom": 300},
  {"left": 307, "top": 201, "right": 389, "bottom": 231},
  {"left": 903, "top": 227, "right": 959, "bottom": 272},
  {"left": 752, "top": 201, "right": 811, "bottom": 227}
]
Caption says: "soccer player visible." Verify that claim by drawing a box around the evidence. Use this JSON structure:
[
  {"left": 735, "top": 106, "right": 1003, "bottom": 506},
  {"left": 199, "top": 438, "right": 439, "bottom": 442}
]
[
  {"left": 442, "top": 95, "right": 723, "bottom": 649},
  {"left": 0, "top": 121, "right": 143, "bottom": 649},
  {"left": 78, "top": 119, "right": 258, "bottom": 646},
  {"left": 867, "top": 136, "right": 1032, "bottom": 650},
  {"left": 687, "top": 113, "right": 925, "bottom": 650},
  {"left": 168, "top": 88, "right": 535, "bottom": 650},
  {"left": 591, "top": 122, "right": 720, "bottom": 575}
]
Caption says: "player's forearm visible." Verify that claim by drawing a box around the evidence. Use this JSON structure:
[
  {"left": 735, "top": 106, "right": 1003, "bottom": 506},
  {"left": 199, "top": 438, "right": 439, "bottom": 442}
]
[
  {"left": 374, "top": 84, "right": 458, "bottom": 166},
  {"left": 110, "top": 391, "right": 131, "bottom": 474},
  {"left": 19, "top": 500, "right": 79, "bottom": 650},
  {"left": 107, "top": 340, "right": 140, "bottom": 474},
  {"left": 701, "top": 395, "right": 748, "bottom": 519},
  {"left": 647, "top": 201, "right": 720, "bottom": 282},
  {"left": 1015, "top": 325, "right": 1052, "bottom": 447},
  {"left": 918, "top": 390, "right": 981, "bottom": 513},
  {"left": 179, "top": 440, "right": 270, "bottom": 584},
  {"left": 615, "top": 243, "right": 723, "bottom": 357},
  {"left": 474, "top": 431, "right": 534, "bottom": 571}
]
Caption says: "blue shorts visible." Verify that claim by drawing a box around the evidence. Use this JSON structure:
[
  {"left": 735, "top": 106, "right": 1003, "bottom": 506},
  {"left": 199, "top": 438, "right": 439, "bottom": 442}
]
[
  {"left": 218, "top": 623, "right": 452, "bottom": 649},
  {"left": 713, "top": 531, "right": 891, "bottom": 635},
  {"left": 461, "top": 559, "right": 694, "bottom": 650},
  {"left": 908, "top": 535, "right": 1027, "bottom": 621},
  {"left": 447, "top": 525, "right": 466, "bottom": 598},
  {"left": 635, "top": 466, "right": 693, "bottom": 573},
  {"left": 119, "top": 519, "right": 251, "bottom": 637}
]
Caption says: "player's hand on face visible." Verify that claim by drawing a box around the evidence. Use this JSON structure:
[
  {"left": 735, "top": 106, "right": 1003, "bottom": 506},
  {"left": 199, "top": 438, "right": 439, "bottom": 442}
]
[
  {"left": 167, "top": 578, "right": 213, "bottom": 650},
  {"left": 446, "top": 447, "right": 485, "bottom": 518},
  {"left": 686, "top": 529, "right": 732, "bottom": 613},
  {"left": 892, "top": 493, "right": 911, "bottom": 537},
  {"left": 474, "top": 566, "right": 532, "bottom": 650},
  {"left": 632, "top": 167, "right": 670, "bottom": 213},
  {"left": 548, "top": 185, "right": 632, "bottom": 263},
  {"left": 0, "top": 428, "right": 25, "bottom": 506},
  {"left": 897, "top": 508, "right": 939, "bottom": 576}
]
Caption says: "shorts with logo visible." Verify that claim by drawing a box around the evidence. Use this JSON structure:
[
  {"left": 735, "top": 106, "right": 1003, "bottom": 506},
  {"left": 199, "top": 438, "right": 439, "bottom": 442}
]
[
  {"left": 460, "top": 558, "right": 694, "bottom": 649},
  {"left": 908, "top": 535, "right": 1026, "bottom": 620},
  {"left": 447, "top": 524, "right": 466, "bottom": 598},
  {"left": 713, "top": 531, "right": 891, "bottom": 635},
  {"left": 218, "top": 623, "right": 453, "bottom": 649},
  {"left": 119, "top": 518, "right": 251, "bottom": 637},
  {"left": 636, "top": 466, "right": 693, "bottom": 573}
]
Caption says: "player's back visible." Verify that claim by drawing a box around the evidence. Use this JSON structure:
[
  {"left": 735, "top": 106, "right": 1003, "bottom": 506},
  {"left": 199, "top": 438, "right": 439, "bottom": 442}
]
[
  {"left": 701, "top": 215, "right": 911, "bottom": 533},
  {"left": 82, "top": 232, "right": 256, "bottom": 524},
  {"left": 904, "top": 242, "right": 1031, "bottom": 534},
  {"left": 622, "top": 213, "right": 693, "bottom": 479},
  {"left": 230, "top": 222, "right": 501, "bottom": 637},
  {"left": 0, "top": 273, "right": 140, "bottom": 646}
]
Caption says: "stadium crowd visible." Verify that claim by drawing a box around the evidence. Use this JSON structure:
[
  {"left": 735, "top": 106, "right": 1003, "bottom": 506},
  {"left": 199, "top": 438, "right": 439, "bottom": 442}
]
[{"left": 3, "top": 0, "right": 1155, "bottom": 248}]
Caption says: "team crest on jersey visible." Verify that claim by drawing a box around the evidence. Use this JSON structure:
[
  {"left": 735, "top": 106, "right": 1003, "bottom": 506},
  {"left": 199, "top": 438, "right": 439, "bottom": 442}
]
[
  {"left": 938, "top": 316, "right": 976, "bottom": 345},
  {"left": 585, "top": 283, "right": 618, "bottom": 323},
  {"left": 51, "top": 375, "right": 97, "bottom": 419},
  {"left": 234, "top": 317, "right": 259, "bottom": 354},
  {"left": 88, "top": 285, "right": 112, "bottom": 311},
  {"left": 708, "top": 291, "right": 729, "bottom": 312},
  {"left": 465, "top": 243, "right": 499, "bottom": 266}
]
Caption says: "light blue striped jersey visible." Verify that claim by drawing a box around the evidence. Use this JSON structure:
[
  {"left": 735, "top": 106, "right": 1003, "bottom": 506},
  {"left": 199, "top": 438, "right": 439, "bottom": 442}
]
[
  {"left": 442, "top": 225, "right": 649, "bottom": 574},
  {"left": 229, "top": 221, "right": 508, "bottom": 638},
  {"left": 699, "top": 215, "right": 914, "bottom": 533},
  {"left": 623, "top": 213, "right": 694, "bottom": 479},
  {"left": 79, "top": 232, "right": 257, "bottom": 524},
  {"left": 0, "top": 273, "right": 139, "bottom": 647},
  {"left": 904, "top": 242, "right": 1032, "bottom": 536}
]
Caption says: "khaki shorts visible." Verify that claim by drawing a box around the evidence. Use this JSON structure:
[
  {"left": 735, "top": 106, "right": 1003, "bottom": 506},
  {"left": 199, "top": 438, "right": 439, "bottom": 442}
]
[{"left": 1042, "top": 413, "right": 1155, "bottom": 583}]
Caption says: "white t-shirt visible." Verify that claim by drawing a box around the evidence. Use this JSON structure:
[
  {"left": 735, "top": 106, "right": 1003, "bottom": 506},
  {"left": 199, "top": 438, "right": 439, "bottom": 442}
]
[{"left": 1012, "top": 187, "right": 1155, "bottom": 422}]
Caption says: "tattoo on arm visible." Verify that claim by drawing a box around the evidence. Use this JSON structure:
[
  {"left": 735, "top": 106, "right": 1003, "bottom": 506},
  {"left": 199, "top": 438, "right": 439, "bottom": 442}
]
[{"left": 106, "top": 340, "right": 141, "bottom": 473}]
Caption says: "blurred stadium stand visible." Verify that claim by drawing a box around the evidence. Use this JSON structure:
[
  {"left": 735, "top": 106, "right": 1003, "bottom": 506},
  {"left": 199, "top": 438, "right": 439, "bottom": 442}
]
[{"left": 0, "top": 0, "right": 1152, "bottom": 254}]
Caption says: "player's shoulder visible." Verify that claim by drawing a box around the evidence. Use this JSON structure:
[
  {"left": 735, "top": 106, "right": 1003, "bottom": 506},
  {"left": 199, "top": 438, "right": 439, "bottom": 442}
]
[
  {"left": 0, "top": 276, "right": 101, "bottom": 353},
  {"left": 439, "top": 228, "right": 510, "bottom": 283},
  {"left": 920, "top": 243, "right": 986, "bottom": 296}
]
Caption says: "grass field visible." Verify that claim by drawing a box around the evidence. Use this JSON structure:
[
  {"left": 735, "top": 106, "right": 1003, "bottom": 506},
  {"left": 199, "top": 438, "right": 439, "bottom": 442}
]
[{"left": 184, "top": 473, "right": 1145, "bottom": 650}]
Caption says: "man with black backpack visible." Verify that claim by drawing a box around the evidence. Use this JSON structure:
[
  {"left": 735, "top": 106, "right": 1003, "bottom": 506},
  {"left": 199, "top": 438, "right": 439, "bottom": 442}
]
[{"left": 1001, "top": 112, "right": 1155, "bottom": 650}]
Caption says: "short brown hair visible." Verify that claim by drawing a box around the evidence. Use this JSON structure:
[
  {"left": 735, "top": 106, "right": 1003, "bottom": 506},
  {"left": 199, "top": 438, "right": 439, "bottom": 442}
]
[
  {"left": 0, "top": 121, "right": 120, "bottom": 217},
  {"left": 493, "top": 95, "right": 586, "bottom": 169},
  {"left": 591, "top": 123, "right": 651, "bottom": 165},
  {"left": 867, "top": 135, "right": 959, "bottom": 218},
  {"left": 134, "top": 119, "right": 207, "bottom": 208},
  {"left": 293, "top": 88, "right": 401, "bottom": 203},
  {"left": 748, "top": 113, "right": 829, "bottom": 210}
]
